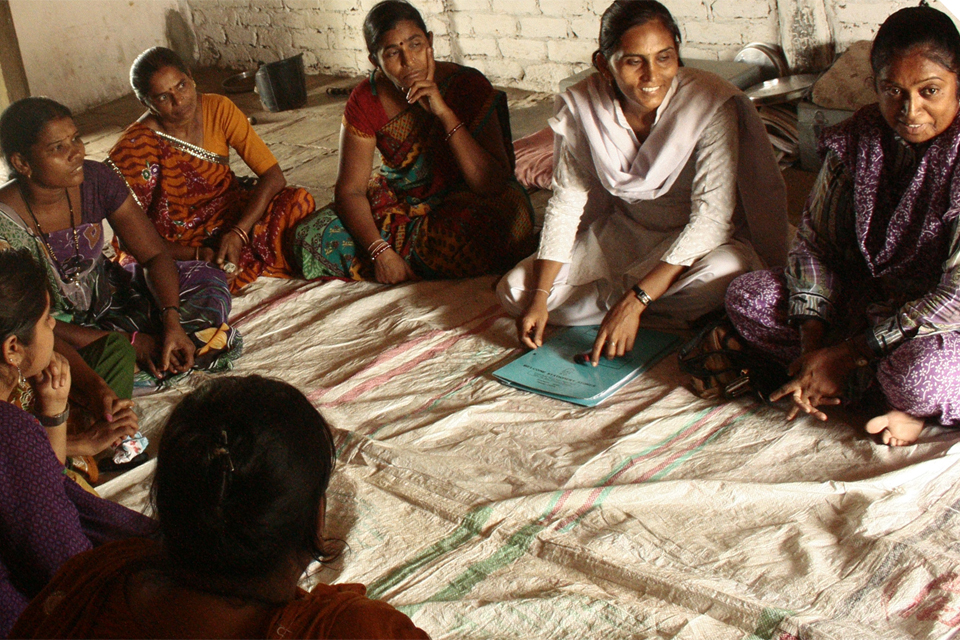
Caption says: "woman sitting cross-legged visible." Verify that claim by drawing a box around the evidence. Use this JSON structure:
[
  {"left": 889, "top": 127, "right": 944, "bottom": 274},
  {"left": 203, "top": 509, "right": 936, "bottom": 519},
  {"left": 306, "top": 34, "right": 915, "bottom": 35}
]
[
  {"left": 0, "top": 249, "right": 154, "bottom": 637},
  {"left": 725, "top": 6, "right": 960, "bottom": 446},
  {"left": 11, "top": 375, "right": 430, "bottom": 639},
  {"left": 109, "top": 47, "right": 316, "bottom": 292},
  {"left": 0, "top": 97, "right": 238, "bottom": 463},
  {"left": 292, "top": 0, "right": 536, "bottom": 283},
  {"left": 498, "top": 0, "right": 787, "bottom": 366}
]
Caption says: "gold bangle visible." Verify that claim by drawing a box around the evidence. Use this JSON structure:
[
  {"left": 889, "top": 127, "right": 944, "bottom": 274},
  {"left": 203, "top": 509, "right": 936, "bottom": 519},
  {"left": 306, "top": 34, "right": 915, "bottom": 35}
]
[
  {"left": 367, "top": 238, "right": 386, "bottom": 254},
  {"left": 230, "top": 226, "right": 251, "bottom": 246}
]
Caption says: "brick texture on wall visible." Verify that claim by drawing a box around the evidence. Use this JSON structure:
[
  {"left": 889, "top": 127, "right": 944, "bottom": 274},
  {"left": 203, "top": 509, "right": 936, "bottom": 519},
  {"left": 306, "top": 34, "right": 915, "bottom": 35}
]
[{"left": 185, "top": 0, "right": 922, "bottom": 92}]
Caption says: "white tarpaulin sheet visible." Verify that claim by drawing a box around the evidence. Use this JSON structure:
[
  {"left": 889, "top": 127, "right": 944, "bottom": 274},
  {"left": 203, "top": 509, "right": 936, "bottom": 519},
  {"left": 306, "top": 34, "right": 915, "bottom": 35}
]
[{"left": 99, "top": 275, "right": 960, "bottom": 640}]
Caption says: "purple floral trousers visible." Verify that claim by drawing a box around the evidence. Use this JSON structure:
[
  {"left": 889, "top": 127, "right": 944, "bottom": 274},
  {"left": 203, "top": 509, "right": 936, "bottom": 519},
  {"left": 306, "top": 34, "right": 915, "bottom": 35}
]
[{"left": 726, "top": 269, "right": 960, "bottom": 426}]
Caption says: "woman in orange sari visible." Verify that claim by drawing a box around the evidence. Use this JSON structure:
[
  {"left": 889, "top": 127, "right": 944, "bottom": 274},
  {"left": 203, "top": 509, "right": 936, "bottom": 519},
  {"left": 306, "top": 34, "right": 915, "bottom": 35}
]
[{"left": 109, "top": 47, "right": 315, "bottom": 292}]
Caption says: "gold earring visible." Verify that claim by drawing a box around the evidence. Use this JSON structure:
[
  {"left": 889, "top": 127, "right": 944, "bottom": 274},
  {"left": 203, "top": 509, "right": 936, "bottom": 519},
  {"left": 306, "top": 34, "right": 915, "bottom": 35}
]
[{"left": 12, "top": 365, "right": 33, "bottom": 409}]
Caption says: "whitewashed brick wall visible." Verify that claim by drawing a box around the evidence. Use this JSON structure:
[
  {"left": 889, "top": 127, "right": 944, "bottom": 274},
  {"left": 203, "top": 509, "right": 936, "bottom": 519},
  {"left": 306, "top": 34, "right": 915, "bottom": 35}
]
[{"left": 185, "top": 0, "right": 943, "bottom": 92}]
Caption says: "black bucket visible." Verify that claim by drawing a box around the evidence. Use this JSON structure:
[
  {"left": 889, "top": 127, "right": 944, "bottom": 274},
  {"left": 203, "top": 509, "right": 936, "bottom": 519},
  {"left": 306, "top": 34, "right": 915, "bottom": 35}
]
[{"left": 255, "top": 54, "right": 306, "bottom": 112}]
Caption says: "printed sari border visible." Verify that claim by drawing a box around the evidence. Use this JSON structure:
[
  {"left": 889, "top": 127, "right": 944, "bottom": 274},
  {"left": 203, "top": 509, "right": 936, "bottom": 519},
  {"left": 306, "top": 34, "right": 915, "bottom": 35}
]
[{"left": 153, "top": 129, "right": 229, "bottom": 166}]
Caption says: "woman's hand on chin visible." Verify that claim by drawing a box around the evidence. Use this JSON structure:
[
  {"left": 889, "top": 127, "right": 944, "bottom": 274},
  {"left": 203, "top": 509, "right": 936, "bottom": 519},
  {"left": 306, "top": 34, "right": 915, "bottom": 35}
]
[
  {"left": 769, "top": 343, "right": 857, "bottom": 420},
  {"left": 374, "top": 248, "right": 417, "bottom": 284},
  {"left": 405, "top": 53, "right": 451, "bottom": 119},
  {"left": 31, "top": 351, "right": 71, "bottom": 417}
]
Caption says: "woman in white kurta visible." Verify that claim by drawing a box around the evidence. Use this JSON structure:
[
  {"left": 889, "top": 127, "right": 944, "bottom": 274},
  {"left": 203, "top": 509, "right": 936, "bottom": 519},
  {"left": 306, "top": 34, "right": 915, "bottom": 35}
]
[{"left": 498, "top": 0, "right": 787, "bottom": 365}]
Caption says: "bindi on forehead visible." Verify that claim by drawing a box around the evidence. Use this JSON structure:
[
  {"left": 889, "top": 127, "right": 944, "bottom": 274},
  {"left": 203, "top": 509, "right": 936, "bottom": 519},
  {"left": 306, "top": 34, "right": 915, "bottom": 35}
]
[{"left": 383, "top": 34, "right": 424, "bottom": 48}]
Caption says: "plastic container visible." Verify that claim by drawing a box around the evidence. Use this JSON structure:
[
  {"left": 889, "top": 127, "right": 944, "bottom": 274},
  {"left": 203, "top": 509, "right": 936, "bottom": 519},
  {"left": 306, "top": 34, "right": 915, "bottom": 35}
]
[{"left": 255, "top": 54, "right": 306, "bottom": 112}]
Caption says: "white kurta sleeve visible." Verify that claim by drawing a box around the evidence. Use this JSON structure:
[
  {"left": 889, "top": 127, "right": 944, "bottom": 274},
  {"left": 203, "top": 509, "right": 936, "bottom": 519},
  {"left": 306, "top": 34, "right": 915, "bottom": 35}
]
[
  {"left": 535, "top": 140, "right": 595, "bottom": 263},
  {"left": 660, "top": 98, "right": 740, "bottom": 266}
]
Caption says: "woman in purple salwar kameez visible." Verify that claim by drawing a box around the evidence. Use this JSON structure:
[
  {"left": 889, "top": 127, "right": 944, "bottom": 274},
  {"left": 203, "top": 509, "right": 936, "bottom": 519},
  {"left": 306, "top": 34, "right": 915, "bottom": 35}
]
[
  {"left": 0, "top": 249, "right": 154, "bottom": 635},
  {"left": 726, "top": 6, "right": 960, "bottom": 446}
]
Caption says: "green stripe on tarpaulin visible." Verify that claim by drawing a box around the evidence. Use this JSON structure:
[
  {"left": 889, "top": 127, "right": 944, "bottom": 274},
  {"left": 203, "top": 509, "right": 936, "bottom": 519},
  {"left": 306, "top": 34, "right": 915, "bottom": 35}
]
[
  {"left": 398, "top": 522, "right": 544, "bottom": 616},
  {"left": 558, "top": 407, "right": 753, "bottom": 532},
  {"left": 366, "top": 506, "right": 494, "bottom": 600},
  {"left": 385, "top": 405, "right": 757, "bottom": 617},
  {"left": 594, "top": 406, "right": 717, "bottom": 486},
  {"left": 744, "top": 607, "right": 794, "bottom": 639}
]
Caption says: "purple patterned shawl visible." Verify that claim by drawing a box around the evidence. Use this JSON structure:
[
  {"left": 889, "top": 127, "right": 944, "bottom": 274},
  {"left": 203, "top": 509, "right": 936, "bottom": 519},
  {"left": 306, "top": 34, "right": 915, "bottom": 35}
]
[{"left": 819, "top": 104, "right": 960, "bottom": 279}]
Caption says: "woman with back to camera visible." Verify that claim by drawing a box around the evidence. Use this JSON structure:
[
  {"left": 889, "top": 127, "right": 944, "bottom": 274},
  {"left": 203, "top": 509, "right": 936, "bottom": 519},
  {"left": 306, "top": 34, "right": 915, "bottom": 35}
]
[
  {"left": 498, "top": 0, "right": 787, "bottom": 365},
  {"left": 292, "top": 0, "right": 536, "bottom": 282},
  {"left": 109, "top": 47, "right": 316, "bottom": 292},
  {"left": 725, "top": 5, "right": 960, "bottom": 446},
  {"left": 0, "top": 249, "right": 153, "bottom": 637},
  {"left": 11, "top": 375, "right": 430, "bottom": 639}
]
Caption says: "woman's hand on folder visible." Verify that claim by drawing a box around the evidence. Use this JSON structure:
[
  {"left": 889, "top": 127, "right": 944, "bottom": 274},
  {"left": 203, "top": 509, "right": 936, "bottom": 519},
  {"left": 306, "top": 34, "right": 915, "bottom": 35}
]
[{"left": 589, "top": 293, "right": 644, "bottom": 365}]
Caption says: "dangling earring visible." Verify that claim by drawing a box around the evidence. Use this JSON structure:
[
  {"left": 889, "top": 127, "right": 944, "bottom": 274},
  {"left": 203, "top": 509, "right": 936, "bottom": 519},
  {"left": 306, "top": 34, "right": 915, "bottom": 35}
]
[{"left": 12, "top": 365, "right": 33, "bottom": 410}]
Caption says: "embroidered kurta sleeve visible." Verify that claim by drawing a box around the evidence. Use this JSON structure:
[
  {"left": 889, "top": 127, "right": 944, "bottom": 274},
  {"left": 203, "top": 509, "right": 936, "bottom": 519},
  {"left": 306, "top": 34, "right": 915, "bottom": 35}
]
[
  {"left": 535, "top": 138, "right": 594, "bottom": 263},
  {"left": 660, "top": 98, "right": 739, "bottom": 266},
  {"left": 785, "top": 149, "right": 960, "bottom": 353},
  {"left": 784, "top": 152, "right": 848, "bottom": 325},
  {"left": 875, "top": 214, "right": 960, "bottom": 350}
]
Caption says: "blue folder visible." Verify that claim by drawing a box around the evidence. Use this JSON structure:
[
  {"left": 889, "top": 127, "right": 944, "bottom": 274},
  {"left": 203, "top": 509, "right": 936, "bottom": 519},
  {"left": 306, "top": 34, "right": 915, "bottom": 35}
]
[{"left": 493, "top": 325, "right": 681, "bottom": 407}]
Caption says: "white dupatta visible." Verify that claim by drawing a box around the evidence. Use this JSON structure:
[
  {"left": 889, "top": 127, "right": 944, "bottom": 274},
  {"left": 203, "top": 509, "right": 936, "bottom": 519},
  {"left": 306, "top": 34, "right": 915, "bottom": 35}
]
[{"left": 549, "top": 67, "right": 788, "bottom": 268}]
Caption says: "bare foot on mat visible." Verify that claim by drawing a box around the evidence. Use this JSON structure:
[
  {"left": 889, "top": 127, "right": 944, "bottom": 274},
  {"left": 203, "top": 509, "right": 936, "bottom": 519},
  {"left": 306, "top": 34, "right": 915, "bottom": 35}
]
[{"left": 865, "top": 410, "right": 925, "bottom": 446}]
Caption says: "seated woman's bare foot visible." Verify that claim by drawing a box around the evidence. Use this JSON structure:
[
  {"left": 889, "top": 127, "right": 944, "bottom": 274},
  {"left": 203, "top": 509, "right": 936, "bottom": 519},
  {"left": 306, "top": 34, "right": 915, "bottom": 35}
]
[{"left": 865, "top": 410, "right": 925, "bottom": 446}]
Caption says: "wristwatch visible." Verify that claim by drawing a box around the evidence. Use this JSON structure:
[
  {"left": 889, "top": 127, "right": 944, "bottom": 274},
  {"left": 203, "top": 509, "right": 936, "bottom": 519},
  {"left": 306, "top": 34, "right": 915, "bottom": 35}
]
[{"left": 34, "top": 407, "right": 69, "bottom": 427}]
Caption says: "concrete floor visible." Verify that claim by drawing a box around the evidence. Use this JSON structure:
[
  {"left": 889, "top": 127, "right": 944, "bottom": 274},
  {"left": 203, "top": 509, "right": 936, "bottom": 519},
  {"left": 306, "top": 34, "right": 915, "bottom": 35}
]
[
  {"left": 73, "top": 67, "right": 557, "bottom": 216},
  {"left": 71, "top": 66, "right": 814, "bottom": 226}
]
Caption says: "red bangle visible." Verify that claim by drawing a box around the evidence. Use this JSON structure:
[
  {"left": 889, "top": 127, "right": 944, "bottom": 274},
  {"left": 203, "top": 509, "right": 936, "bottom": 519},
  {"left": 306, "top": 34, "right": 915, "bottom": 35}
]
[
  {"left": 444, "top": 121, "right": 464, "bottom": 142},
  {"left": 370, "top": 243, "right": 391, "bottom": 261}
]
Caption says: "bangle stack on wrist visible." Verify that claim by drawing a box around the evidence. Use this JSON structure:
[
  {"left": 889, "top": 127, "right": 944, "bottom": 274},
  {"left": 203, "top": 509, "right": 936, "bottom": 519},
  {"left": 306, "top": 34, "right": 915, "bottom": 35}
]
[
  {"left": 367, "top": 239, "right": 390, "bottom": 262},
  {"left": 229, "top": 226, "right": 251, "bottom": 246}
]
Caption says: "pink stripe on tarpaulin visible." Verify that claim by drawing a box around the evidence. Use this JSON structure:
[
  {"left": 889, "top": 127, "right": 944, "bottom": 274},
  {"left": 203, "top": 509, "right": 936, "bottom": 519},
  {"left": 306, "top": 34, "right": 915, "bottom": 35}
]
[
  {"left": 319, "top": 306, "right": 506, "bottom": 407},
  {"left": 406, "top": 349, "right": 523, "bottom": 417},
  {"left": 230, "top": 284, "right": 312, "bottom": 327},
  {"left": 306, "top": 329, "right": 446, "bottom": 403},
  {"left": 538, "top": 489, "right": 575, "bottom": 525},
  {"left": 553, "top": 405, "right": 752, "bottom": 530},
  {"left": 306, "top": 304, "right": 503, "bottom": 403},
  {"left": 535, "top": 405, "right": 729, "bottom": 526}
]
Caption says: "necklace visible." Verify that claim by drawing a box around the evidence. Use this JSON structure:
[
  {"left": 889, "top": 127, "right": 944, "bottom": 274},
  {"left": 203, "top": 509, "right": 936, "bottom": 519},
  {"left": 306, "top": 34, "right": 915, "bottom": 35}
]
[{"left": 19, "top": 184, "right": 92, "bottom": 283}]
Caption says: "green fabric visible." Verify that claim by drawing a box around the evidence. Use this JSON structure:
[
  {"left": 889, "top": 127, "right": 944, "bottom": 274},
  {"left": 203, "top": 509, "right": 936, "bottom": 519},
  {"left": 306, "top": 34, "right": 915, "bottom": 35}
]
[
  {"left": 0, "top": 204, "right": 68, "bottom": 318},
  {"left": 291, "top": 207, "right": 356, "bottom": 279},
  {"left": 75, "top": 333, "right": 136, "bottom": 400}
]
